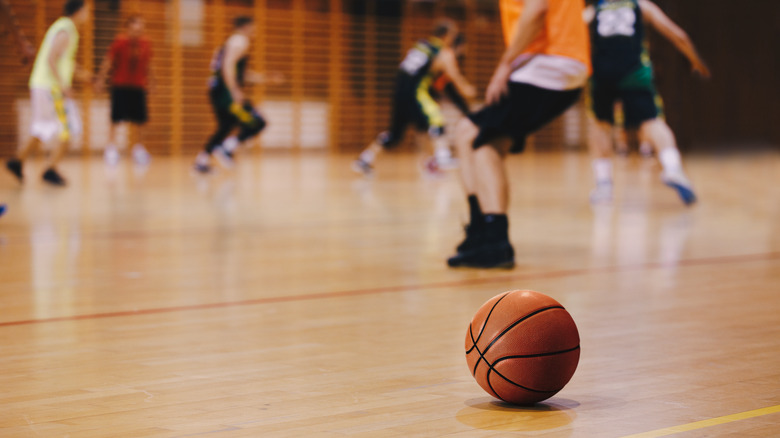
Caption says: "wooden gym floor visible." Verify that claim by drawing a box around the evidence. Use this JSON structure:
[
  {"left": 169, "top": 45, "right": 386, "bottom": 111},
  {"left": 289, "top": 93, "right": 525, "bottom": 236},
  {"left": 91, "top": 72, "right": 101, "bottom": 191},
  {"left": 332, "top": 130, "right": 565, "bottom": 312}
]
[{"left": 0, "top": 150, "right": 778, "bottom": 437}]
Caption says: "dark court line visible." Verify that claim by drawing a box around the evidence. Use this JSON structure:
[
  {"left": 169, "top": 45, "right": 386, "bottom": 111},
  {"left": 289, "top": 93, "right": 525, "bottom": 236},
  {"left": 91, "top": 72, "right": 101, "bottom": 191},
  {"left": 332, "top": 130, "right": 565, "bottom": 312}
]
[{"left": 1, "top": 252, "right": 777, "bottom": 328}]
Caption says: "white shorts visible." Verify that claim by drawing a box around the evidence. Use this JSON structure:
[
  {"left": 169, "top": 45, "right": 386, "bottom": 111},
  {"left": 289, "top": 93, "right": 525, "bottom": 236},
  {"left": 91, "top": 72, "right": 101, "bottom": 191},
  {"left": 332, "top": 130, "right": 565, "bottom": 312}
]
[{"left": 30, "top": 88, "right": 82, "bottom": 144}]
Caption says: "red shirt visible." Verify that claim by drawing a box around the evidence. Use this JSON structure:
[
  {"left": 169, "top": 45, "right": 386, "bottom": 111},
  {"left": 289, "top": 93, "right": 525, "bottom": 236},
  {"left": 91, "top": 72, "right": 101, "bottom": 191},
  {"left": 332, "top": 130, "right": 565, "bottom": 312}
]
[{"left": 109, "top": 35, "right": 152, "bottom": 88}]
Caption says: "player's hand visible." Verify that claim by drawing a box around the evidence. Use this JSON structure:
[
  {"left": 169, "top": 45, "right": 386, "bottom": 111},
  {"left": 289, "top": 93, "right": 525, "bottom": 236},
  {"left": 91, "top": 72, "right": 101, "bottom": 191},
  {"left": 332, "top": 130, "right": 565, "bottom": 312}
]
[
  {"left": 691, "top": 59, "right": 710, "bottom": 79},
  {"left": 62, "top": 87, "right": 75, "bottom": 99},
  {"left": 486, "top": 62, "right": 512, "bottom": 105}
]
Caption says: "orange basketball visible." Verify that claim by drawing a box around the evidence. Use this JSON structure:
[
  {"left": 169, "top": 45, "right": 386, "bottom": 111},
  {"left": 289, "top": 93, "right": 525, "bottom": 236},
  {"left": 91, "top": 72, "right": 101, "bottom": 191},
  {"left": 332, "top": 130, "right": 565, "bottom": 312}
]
[{"left": 465, "top": 290, "right": 580, "bottom": 405}]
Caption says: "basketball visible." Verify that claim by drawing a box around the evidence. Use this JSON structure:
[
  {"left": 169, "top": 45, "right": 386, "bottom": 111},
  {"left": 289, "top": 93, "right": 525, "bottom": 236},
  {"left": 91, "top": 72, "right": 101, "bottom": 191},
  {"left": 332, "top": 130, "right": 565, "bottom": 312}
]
[{"left": 465, "top": 290, "right": 580, "bottom": 405}]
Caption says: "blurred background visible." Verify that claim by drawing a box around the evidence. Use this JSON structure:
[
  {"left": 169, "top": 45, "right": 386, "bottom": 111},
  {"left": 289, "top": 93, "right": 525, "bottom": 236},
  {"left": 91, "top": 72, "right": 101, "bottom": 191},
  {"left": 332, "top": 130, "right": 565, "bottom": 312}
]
[{"left": 0, "top": 0, "right": 778, "bottom": 157}]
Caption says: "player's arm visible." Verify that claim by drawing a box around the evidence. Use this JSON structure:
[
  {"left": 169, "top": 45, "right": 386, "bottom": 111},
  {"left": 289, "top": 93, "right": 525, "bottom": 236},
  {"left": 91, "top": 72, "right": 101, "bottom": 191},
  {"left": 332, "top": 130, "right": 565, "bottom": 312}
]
[
  {"left": 582, "top": 5, "right": 595, "bottom": 25},
  {"left": 486, "top": 0, "right": 548, "bottom": 104},
  {"left": 435, "top": 48, "right": 476, "bottom": 99},
  {"left": 48, "top": 30, "right": 71, "bottom": 96},
  {"left": 639, "top": 0, "right": 710, "bottom": 78},
  {"left": 222, "top": 36, "right": 249, "bottom": 102},
  {"left": 0, "top": 0, "right": 35, "bottom": 64}
]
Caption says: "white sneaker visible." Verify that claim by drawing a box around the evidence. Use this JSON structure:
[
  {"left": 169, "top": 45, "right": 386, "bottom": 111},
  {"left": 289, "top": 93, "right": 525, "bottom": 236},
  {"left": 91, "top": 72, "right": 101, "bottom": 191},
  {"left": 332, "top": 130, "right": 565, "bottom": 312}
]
[
  {"left": 661, "top": 171, "right": 697, "bottom": 205},
  {"left": 132, "top": 144, "right": 151, "bottom": 166},
  {"left": 104, "top": 146, "right": 120, "bottom": 166},
  {"left": 213, "top": 146, "right": 235, "bottom": 169}
]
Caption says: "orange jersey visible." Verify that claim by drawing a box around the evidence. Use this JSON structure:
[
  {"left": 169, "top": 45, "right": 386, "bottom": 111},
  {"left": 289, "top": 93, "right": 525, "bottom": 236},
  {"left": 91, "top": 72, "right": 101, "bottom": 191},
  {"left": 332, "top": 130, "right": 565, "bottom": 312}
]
[{"left": 500, "top": 0, "right": 591, "bottom": 70}]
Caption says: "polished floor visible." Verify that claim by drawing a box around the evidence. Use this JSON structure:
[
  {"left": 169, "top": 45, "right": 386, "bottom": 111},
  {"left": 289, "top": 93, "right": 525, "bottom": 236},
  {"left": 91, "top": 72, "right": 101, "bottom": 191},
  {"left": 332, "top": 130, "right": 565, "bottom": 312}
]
[{"left": 0, "top": 150, "right": 779, "bottom": 437}]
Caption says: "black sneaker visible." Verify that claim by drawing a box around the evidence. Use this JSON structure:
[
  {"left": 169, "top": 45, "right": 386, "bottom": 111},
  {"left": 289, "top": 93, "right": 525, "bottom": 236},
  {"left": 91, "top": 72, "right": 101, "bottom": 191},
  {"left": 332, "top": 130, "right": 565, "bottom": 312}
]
[
  {"left": 6, "top": 159, "right": 23, "bottom": 182},
  {"left": 42, "top": 168, "right": 66, "bottom": 186},
  {"left": 456, "top": 223, "right": 483, "bottom": 253},
  {"left": 447, "top": 241, "right": 515, "bottom": 269}
]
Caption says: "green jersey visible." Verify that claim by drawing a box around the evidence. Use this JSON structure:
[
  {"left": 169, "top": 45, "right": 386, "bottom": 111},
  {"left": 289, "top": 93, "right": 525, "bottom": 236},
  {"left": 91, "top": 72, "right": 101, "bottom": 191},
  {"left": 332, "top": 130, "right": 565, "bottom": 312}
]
[{"left": 29, "top": 17, "right": 79, "bottom": 90}]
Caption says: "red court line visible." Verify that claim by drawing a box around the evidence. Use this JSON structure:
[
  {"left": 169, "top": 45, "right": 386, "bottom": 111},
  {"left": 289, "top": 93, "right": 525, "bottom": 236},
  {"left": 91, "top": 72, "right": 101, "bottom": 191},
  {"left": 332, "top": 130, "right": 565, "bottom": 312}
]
[{"left": 1, "top": 252, "right": 777, "bottom": 328}]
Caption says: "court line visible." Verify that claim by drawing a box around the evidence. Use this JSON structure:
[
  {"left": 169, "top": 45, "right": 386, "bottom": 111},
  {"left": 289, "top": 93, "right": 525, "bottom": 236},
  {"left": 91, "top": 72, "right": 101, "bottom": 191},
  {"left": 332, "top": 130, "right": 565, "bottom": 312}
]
[
  {"left": 0, "top": 251, "right": 777, "bottom": 328},
  {"left": 620, "top": 404, "right": 780, "bottom": 437}
]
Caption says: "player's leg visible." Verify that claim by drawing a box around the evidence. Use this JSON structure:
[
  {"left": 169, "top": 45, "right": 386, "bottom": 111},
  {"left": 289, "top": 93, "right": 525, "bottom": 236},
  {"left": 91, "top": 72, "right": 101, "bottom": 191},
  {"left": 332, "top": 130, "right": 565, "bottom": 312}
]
[
  {"left": 624, "top": 87, "right": 696, "bottom": 205},
  {"left": 415, "top": 87, "right": 454, "bottom": 172},
  {"left": 448, "top": 124, "right": 514, "bottom": 268},
  {"left": 130, "top": 88, "right": 150, "bottom": 165},
  {"left": 448, "top": 83, "right": 582, "bottom": 268},
  {"left": 452, "top": 118, "right": 485, "bottom": 252},
  {"left": 105, "top": 87, "right": 123, "bottom": 165},
  {"left": 587, "top": 80, "right": 618, "bottom": 203},
  {"left": 640, "top": 118, "right": 696, "bottom": 204},
  {"left": 353, "top": 75, "right": 412, "bottom": 176},
  {"left": 41, "top": 94, "right": 77, "bottom": 186},
  {"left": 195, "top": 97, "right": 238, "bottom": 173},
  {"left": 214, "top": 101, "right": 266, "bottom": 168}
]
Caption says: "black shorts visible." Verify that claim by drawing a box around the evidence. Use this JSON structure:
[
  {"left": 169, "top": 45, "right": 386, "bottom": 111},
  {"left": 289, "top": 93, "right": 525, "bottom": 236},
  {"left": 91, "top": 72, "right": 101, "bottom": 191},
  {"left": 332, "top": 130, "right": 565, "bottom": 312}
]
[
  {"left": 590, "top": 66, "right": 662, "bottom": 128},
  {"left": 111, "top": 87, "right": 148, "bottom": 124},
  {"left": 379, "top": 73, "right": 444, "bottom": 148},
  {"left": 470, "top": 82, "right": 582, "bottom": 153}
]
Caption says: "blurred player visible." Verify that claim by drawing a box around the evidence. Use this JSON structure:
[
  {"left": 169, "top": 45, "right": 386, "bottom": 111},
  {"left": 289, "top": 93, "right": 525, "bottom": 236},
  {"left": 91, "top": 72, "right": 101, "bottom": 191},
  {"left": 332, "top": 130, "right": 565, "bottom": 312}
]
[
  {"left": 351, "top": 20, "right": 476, "bottom": 177},
  {"left": 447, "top": 0, "right": 590, "bottom": 268},
  {"left": 5, "top": 0, "right": 90, "bottom": 186},
  {"left": 95, "top": 14, "right": 153, "bottom": 166},
  {"left": 194, "top": 16, "right": 282, "bottom": 174},
  {"left": 427, "top": 33, "right": 473, "bottom": 165},
  {"left": 0, "top": 0, "right": 36, "bottom": 64},
  {"left": 585, "top": 0, "right": 710, "bottom": 204}
]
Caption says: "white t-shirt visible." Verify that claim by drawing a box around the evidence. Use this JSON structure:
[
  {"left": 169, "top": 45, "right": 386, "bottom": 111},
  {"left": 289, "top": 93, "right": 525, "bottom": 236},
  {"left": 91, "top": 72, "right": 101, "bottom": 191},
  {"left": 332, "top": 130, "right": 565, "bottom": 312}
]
[{"left": 509, "top": 54, "right": 589, "bottom": 91}]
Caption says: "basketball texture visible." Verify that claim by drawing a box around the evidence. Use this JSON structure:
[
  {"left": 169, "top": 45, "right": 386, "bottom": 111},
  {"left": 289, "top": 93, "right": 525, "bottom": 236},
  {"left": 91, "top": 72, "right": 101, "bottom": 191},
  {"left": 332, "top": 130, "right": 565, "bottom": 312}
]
[{"left": 465, "top": 290, "right": 580, "bottom": 405}]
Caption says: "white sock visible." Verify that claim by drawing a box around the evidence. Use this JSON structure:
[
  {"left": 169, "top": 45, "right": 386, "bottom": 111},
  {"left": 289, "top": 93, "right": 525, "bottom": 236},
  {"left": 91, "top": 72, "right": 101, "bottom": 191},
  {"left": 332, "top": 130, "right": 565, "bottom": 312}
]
[
  {"left": 222, "top": 136, "right": 239, "bottom": 153},
  {"left": 592, "top": 158, "right": 613, "bottom": 185},
  {"left": 434, "top": 137, "right": 452, "bottom": 161},
  {"left": 658, "top": 147, "right": 683, "bottom": 175},
  {"left": 359, "top": 148, "right": 377, "bottom": 164}
]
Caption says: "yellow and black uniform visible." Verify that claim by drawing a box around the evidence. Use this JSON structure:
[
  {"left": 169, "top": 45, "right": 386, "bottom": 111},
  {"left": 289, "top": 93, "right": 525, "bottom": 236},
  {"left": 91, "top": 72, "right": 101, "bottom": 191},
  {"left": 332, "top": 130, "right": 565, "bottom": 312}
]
[
  {"left": 470, "top": 0, "right": 590, "bottom": 153},
  {"left": 378, "top": 37, "right": 446, "bottom": 148},
  {"left": 589, "top": 0, "right": 662, "bottom": 127},
  {"left": 203, "top": 34, "right": 266, "bottom": 154},
  {"left": 28, "top": 16, "right": 81, "bottom": 143}
]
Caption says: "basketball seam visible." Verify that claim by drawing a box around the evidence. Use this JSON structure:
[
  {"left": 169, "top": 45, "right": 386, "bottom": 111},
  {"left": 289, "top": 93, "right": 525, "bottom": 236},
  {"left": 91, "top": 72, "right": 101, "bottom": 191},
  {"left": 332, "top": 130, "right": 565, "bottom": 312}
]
[
  {"left": 493, "top": 345, "right": 581, "bottom": 363},
  {"left": 487, "top": 345, "right": 580, "bottom": 395},
  {"left": 465, "top": 291, "right": 510, "bottom": 355},
  {"left": 470, "top": 305, "right": 564, "bottom": 376}
]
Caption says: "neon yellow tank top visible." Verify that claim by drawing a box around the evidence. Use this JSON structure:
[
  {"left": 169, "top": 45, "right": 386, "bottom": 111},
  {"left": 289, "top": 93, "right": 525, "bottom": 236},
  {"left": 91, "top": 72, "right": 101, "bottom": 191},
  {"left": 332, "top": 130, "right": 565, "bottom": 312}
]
[{"left": 29, "top": 17, "right": 79, "bottom": 90}]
